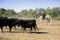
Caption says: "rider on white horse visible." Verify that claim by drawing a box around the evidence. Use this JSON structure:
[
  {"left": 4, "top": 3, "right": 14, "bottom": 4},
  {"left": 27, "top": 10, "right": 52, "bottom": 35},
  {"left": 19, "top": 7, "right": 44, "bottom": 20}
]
[
  {"left": 45, "top": 15, "right": 52, "bottom": 25},
  {"left": 37, "top": 11, "right": 52, "bottom": 25}
]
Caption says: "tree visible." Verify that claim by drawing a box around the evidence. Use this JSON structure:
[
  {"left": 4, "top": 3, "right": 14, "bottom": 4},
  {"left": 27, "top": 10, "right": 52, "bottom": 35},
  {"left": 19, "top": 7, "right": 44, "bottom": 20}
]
[
  {"left": 4, "top": 9, "right": 17, "bottom": 17},
  {"left": 18, "top": 9, "right": 28, "bottom": 18},
  {"left": 0, "top": 8, "right": 6, "bottom": 16}
]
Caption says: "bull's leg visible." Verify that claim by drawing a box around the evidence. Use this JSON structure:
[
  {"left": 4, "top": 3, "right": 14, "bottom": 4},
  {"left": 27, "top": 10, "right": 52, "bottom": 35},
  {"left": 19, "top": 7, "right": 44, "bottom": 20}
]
[
  {"left": 22, "top": 28, "right": 25, "bottom": 33},
  {"left": 1, "top": 27, "right": 3, "bottom": 32},
  {"left": 18, "top": 24, "right": 20, "bottom": 27},
  {"left": 33, "top": 27, "right": 36, "bottom": 32},
  {"left": 24, "top": 28, "right": 27, "bottom": 33},
  {"left": 22, "top": 27, "right": 27, "bottom": 33},
  {"left": 21, "top": 27, "right": 24, "bottom": 33},
  {"left": 9, "top": 26, "right": 12, "bottom": 32},
  {"left": 22, "top": 28, "right": 27, "bottom": 33},
  {"left": 21, "top": 27, "right": 23, "bottom": 32},
  {"left": 30, "top": 27, "right": 32, "bottom": 33},
  {"left": 14, "top": 25, "right": 16, "bottom": 30}
]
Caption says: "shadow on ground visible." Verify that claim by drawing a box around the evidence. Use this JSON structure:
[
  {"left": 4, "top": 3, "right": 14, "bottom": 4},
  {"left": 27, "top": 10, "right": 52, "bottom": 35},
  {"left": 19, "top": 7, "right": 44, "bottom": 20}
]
[
  {"left": 0, "top": 28, "right": 49, "bottom": 34},
  {"left": 30, "top": 32, "right": 49, "bottom": 34},
  {"left": 0, "top": 31, "right": 49, "bottom": 34}
]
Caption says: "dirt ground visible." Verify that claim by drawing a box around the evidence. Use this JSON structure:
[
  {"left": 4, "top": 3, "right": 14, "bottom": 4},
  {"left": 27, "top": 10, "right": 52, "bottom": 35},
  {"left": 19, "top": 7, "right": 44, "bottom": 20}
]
[{"left": 0, "top": 20, "right": 60, "bottom": 40}]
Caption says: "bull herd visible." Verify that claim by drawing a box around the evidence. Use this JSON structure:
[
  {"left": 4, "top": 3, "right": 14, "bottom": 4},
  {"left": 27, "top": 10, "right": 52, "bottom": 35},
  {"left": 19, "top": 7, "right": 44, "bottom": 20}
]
[{"left": 0, "top": 17, "right": 39, "bottom": 33}]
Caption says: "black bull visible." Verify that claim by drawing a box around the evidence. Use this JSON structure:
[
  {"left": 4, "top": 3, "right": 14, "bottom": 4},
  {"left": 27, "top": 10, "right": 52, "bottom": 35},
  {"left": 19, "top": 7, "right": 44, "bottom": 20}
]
[
  {"left": 0, "top": 17, "right": 20, "bottom": 32},
  {"left": 0, "top": 17, "right": 8, "bottom": 32},
  {"left": 19, "top": 20, "right": 39, "bottom": 32},
  {"left": 0, "top": 17, "right": 39, "bottom": 32}
]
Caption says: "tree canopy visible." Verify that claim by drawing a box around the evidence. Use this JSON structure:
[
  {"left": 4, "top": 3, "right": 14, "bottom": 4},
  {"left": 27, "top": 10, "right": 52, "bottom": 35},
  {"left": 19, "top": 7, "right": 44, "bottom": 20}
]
[{"left": 0, "top": 7, "right": 60, "bottom": 20}]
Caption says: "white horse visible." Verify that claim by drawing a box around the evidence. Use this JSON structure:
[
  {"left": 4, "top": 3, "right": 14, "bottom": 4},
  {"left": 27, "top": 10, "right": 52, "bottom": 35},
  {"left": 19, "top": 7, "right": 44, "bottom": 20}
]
[{"left": 39, "top": 15, "right": 52, "bottom": 25}]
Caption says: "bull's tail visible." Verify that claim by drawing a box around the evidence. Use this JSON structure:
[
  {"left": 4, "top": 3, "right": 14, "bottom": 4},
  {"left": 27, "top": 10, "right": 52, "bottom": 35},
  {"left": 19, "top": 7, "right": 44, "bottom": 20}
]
[{"left": 35, "top": 25, "right": 39, "bottom": 31}]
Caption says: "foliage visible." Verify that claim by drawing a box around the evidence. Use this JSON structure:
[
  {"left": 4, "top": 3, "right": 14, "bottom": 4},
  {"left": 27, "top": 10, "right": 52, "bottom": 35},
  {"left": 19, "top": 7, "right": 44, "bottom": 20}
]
[
  {"left": 0, "top": 7, "right": 60, "bottom": 20},
  {"left": 0, "top": 8, "right": 17, "bottom": 17}
]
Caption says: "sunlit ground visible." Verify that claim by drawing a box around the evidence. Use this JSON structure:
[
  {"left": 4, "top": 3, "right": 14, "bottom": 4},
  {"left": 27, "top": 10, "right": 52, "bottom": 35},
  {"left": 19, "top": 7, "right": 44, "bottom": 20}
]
[{"left": 0, "top": 19, "right": 60, "bottom": 40}]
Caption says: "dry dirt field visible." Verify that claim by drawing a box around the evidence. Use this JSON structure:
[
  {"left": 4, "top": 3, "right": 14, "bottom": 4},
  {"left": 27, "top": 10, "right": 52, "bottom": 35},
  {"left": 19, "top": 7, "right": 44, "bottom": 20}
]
[{"left": 0, "top": 19, "right": 60, "bottom": 40}]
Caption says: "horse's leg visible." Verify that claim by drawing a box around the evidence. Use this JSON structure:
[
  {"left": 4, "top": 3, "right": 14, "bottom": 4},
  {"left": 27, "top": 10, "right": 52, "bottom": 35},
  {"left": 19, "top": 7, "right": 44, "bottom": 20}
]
[
  {"left": 47, "top": 19, "right": 50, "bottom": 25},
  {"left": 39, "top": 16, "right": 43, "bottom": 24},
  {"left": 39, "top": 19, "right": 42, "bottom": 25},
  {"left": 40, "top": 19, "right": 42, "bottom": 23},
  {"left": 46, "top": 15, "right": 52, "bottom": 25},
  {"left": 50, "top": 17, "right": 52, "bottom": 25},
  {"left": 46, "top": 19, "right": 49, "bottom": 25}
]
